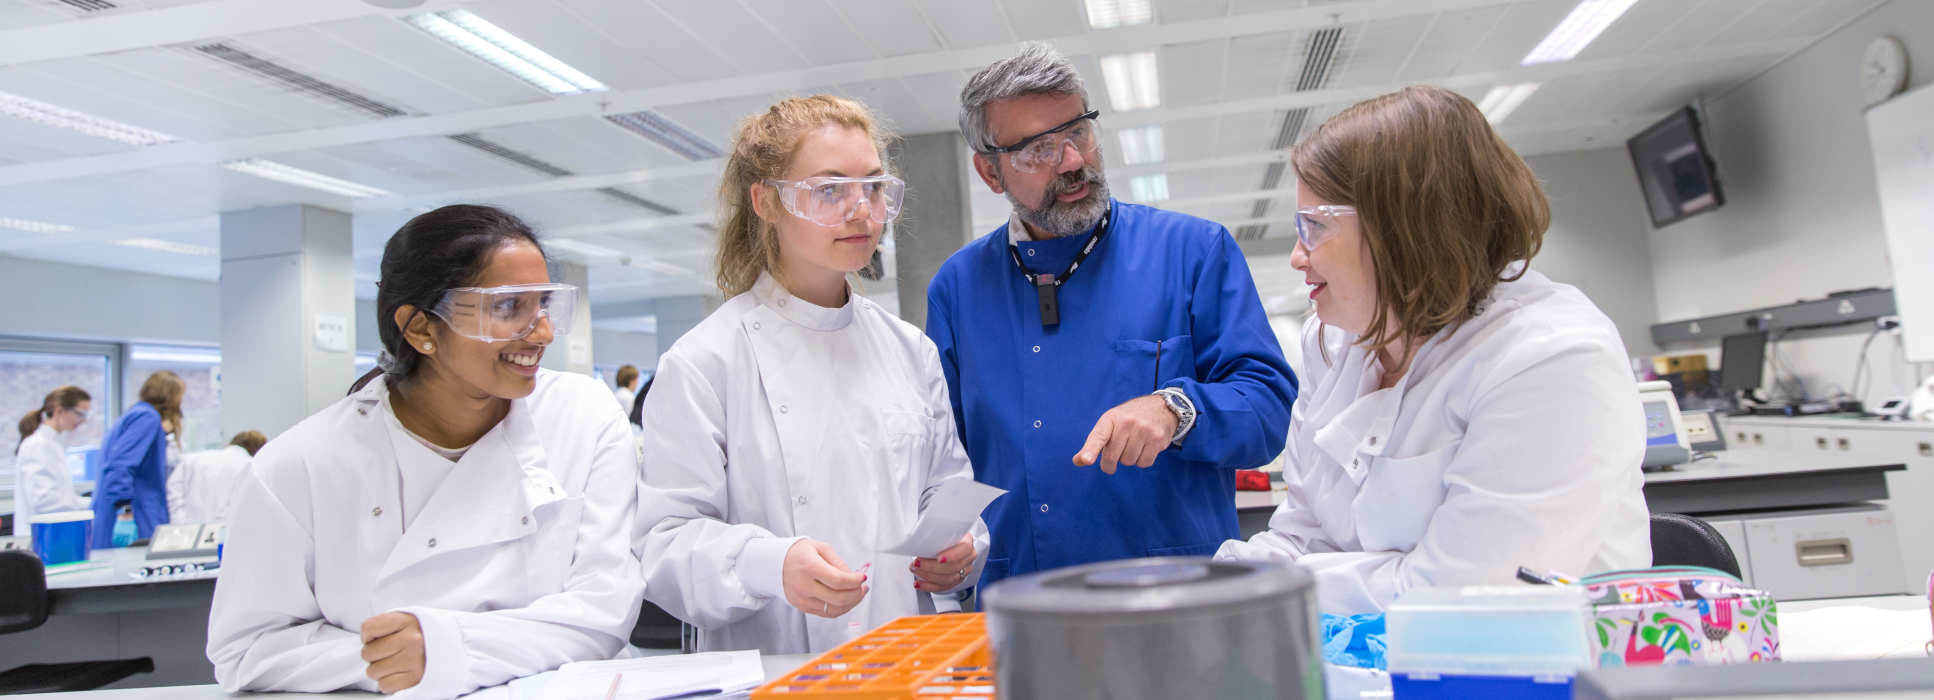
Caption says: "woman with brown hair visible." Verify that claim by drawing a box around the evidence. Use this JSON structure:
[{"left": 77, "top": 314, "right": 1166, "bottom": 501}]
[
  {"left": 13, "top": 386, "right": 91, "bottom": 540},
  {"left": 1218, "top": 85, "right": 1651, "bottom": 614},
  {"left": 88, "top": 371, "right": 186, "bottom": 548},
  {"left": 637, "top": 95, "right": 986, "bottom": 654}
]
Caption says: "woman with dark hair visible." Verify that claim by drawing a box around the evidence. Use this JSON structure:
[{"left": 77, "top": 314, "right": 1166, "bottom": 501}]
[
  {"left": 13, "top": 386, "right": 91, "bottom": 541},
  {"left": 89, "top": 370, "right": 184, "bottom": 548},
  {"left": 207, "top": 205, "right": 645, "bottom": 697}
]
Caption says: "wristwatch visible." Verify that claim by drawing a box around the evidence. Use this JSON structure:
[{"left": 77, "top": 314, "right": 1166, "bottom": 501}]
[{"left": 1153, "top": 387, "right": 1197, "bottom": 445}]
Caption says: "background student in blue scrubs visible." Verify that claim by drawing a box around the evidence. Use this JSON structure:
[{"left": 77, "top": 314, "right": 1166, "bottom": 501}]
[
  {"left": 89, "top": 370, "right": 184, "bottom": 548},
  {"left": 927, "top": 42, "right": 1298, "bottom": 588}
]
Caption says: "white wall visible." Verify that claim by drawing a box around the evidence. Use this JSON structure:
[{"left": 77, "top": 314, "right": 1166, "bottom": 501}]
[
  {"left": 1643, "top": 0, "right": 1934, "bottom": 406},
  {"left": 593, "top": 328, "right": 658, "bottom": 375},
  {"left": 1524, "top": 148, "right": 1662, "bottom": 361},
  {"left": 0, "top": 254, "right": 218, "bottom": 344}
]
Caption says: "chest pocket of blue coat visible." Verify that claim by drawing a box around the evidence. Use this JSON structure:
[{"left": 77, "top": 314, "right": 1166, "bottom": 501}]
[{"left": 1108, "top": 334, "right": 1195, "bottom": 403}]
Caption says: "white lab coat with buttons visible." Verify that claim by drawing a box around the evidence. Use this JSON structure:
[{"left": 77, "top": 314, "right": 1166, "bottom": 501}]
[
  {"left": 166, "top": 444, "right": 252, "bottom": 524},
  {"left": 13, "top": 423, "right": 86, "bottom": 539},
  {"left": 637, "top": 273, "right": 989, "bottom": 655},
  {"left": 206, "top": 369, "right": 644, "bottom": 699},
  {"left": 1218, "top": 269, "right": 1652, "bottom": 614}
]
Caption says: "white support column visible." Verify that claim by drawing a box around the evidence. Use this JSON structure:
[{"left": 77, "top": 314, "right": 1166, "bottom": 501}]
[
  {"left": 540, "top": 260, "right": 594, "bottom": 375},
  {"left": 218, "top": 205, "right": 356, "bottom": 438}
]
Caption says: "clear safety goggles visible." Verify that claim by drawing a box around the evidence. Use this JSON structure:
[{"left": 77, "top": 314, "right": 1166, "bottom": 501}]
[
  {"left": 1294, "top": 204, "right": 1357, "bottom": 251},
  {"left": 983, "top": 110, "right": 1100, "bottom": 174},
  {"left": 764, "top": 175, "right": 906, "bottom": 227},
  {"left": 430, "top": 283, "right": 578, "bottom": 342}
]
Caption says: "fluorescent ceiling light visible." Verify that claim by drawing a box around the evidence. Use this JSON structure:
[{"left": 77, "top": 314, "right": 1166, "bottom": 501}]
[
  {"left": 1085, "top": 0, "right": 1152, "bottom": 28},
  {"left": 605, "top": 110, "right": 723, "bottom": 160},
  {"left": 114, "top": 238, "right": 218, "bottom": 257},
  {"left": 1522, "top": 0, "right": 1641, "bottom": 65},
  {"left": 1117, "top": 126, "right": 1165, "bottom": 165},
  {"left": 0, "top": 89, "right": 178, "bottom": 146},
  {"left": 130, "top": 344, "right": 222, "bottom": 364},
  {"left": 1099, "top": 52, "right": 1160, "bottom": 111},
  {"left": 0, "top": 216, "right": 75, "bottom": 234},
  {"left": 1477, "top": 82, "right": 1542, "bottom": 124},
  {"left": 546, "top": 237, "right": 629, "bottom": 263},
  {"left": 409, "top": 9, "right": 606, "bottom": 95},
  {"left": 223, "top": 159, "right": 392, "bottom": 198},
  {"left": 1129, "top": 174, "right": 1169, "bottom": 202}
]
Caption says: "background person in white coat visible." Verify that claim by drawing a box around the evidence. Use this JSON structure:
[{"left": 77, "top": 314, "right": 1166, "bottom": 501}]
[
  {"left": 207, "top": 205, "right": 645, "bottom": 697},
  {"left": 637, "top": 95, "right": 989, "bottom": 655},
  {"left": 11, "top": 386, "right": 91, "bottom": 539},
  {"left": 1216, "top": 86, "right": 1651, "bottom": 614},
  {"left": 165, "top": 429, "right": 266, "bottom": 524}
]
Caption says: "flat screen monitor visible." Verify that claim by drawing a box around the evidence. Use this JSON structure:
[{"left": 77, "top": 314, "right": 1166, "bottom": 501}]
[
  {"left": 1628, "top": 106, "right": 1725, "bottom": 228},
  {"left": 1719, "top": 331, "right": 1768, "bottom": 404}
]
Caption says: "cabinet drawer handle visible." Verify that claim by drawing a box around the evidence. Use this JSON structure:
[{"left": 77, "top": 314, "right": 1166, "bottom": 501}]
[
  {"left": 1815, "top": 436, "right": 1829, "bottom": 449},
  {"left": 1836, "top": 437, "right": 1850, "bottom": 451},
  {"left": 1753, "top": 433, "right": 1765, "bottom": 444},
  {"left": 1796, "top": 538, "right": 1853, "bottom": 567},
  {"left": 1919, "top": 442, "right": 1931, "bottom": 457}
]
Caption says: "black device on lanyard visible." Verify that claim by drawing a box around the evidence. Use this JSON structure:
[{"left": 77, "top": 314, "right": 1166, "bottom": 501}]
[{"left": 1005, "top": 205, "right": 1112, "bottom": 327}]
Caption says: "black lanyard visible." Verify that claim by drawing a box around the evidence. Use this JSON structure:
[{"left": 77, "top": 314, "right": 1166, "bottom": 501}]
[{"left": 1006, "top": 205, "right": 1112, "bottom": 327}]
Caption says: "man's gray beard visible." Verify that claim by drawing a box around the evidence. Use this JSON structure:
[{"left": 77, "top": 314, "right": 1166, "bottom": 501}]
[{"left": 1005, "top": 164, "right": 1111, "bottom": 238}]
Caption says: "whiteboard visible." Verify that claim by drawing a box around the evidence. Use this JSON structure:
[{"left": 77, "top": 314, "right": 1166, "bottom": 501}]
[{"left": 1867, "top": 82, "right": 1934, "bottom": 362}]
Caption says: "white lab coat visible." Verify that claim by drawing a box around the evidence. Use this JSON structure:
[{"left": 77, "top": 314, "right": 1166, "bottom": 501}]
[
  {"left": 614, "top": 386, "right": 636, "bottom": 412},
  {"left": 207, "top": 369, "right": 645, "bottom": 698},
  {"left": 166, "top": 444, "right": 252, "bottom": 524},
  {"left": 12, "top": 423, "right": 85, "bottom": 540},
  {"left": 637, "top": 273, "right": 989, "bottom": 655},
  {"left": 1218, "top": 269, "right": 1651, "bottom": 614}
]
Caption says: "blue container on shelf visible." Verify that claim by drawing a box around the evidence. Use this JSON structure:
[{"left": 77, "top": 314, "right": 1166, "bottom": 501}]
[
  {"left": 1386, "top": 585, "right": 1594, "bottom": 700},
  {"left": 29, "top": 510, "right": 94, "bottom": 566}
]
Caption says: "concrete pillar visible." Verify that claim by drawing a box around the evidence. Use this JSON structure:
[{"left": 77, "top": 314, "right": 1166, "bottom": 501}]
[
  {"left": 219, "top": 205, "right": 356, "bottom": 438},
  {"left": 651, "top": 295, "right": 715, "bottom": 351},
  {"left": 890, "top": 131, "right": 975, "bottom": 329},
  {"left": 540, "top": 260, "right": 593, "bottom": 375}
]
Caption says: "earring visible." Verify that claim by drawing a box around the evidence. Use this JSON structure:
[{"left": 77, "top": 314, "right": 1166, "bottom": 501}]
[{"left": 421, "top": 342, "right": 434, "bottom": 352}]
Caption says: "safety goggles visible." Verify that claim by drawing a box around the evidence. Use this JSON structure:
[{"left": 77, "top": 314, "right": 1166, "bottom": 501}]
[
  {"left": 982, "top": 110, "right": 1101, "bottom": 174},
  {"left": 430, "top": 283, "right": 578, "bottom": 343},
  {"left": 1294, "top": 204, "right": 1357, "bottom": 251},
  {"left": 764, "top": 175, "right": 906, "bottom": 227}
]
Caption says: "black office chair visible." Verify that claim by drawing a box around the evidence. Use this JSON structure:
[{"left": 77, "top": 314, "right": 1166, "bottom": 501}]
[
  {"left": 0, "top": 550, "right": 155, "bottom": 694},
  {"left": 629, "top": 599, "right": 689, "bottom": 651},
  {"left": 1649, "top": 513, "right": 1743, "bottom": 578}
]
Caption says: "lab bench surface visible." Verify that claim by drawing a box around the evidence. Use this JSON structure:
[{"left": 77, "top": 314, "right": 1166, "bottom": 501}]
[
  {"left": 42, "top": 545, "right": 218, "bottom": 615},
  {"left": 1641, "top": 447, "right": 1903, "bottom": 514}
]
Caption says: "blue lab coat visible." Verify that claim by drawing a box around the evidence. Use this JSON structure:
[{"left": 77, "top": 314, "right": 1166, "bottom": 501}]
[
  {"left": 926, "top": 200, "right": 1298, "bottom": 587},
  {"left": 90, "top": 402, "right": 171, "bottom": 548}
]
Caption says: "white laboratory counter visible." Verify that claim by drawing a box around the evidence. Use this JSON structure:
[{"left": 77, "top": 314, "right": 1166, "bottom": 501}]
[{"left": 12, "top": 595, "right": 1926, "bottom": 699}]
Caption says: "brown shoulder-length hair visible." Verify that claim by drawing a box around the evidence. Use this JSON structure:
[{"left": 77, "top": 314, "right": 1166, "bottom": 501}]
[
  {"left": 1294, "top": 85, "right": 1549, "bottom": 358},
  {"left": 138, "top": 370, "right": 185, "bottom": 437},
  {"left": 714, "top": 95, "right": 892, "bottom": 297}
]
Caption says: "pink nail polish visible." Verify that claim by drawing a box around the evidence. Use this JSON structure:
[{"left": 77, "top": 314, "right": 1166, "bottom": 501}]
[
  {"left": 913, "top": 560, "right": 921, "bottom": 569},
  {"left": 940, "top": 555, "right": 948, "bottom": 563}
]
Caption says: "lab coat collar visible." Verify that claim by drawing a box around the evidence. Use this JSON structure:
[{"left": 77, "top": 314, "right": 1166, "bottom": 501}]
[
  {"left": 31, "top": 421, "right": 60, "bottom": 445},
  {"left": 357, "top": 375, "right": 568, "bottom": 586},
  {"left": 752, "top": 271, "right": 855, "bottom": 332},
  {"left": 1307, "top": 328, "right": 1455, "bottom": 484}
]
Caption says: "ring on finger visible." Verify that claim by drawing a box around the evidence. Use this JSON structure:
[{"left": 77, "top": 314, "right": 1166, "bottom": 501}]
[{"left": 823, "top": 601, "right": 829, "bottom": 615}]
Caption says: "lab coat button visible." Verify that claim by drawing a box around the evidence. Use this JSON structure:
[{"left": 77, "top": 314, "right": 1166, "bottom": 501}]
[
  {"left": 779, "top": 404, "right": 789, "bottom": 414},
  {"left": 1039, "top": 504, "right": 1049, "bottom": 513},
  {"left": 427, "top": 537, "right": 437, "bottom": 548},
  {"left": 371, "top": 507, "right": 382, "bottom": 518},
  {"left": 521, "top": 516, "right": 529, "bottom": 526},
  {"left": 1368, "top": 436, "right": 1378, "bottom": 446},
  {"left": 796, "top": 496, "right": 808, "bottom": 506},
  {"left": 1033, "top": 420, "right": 1042, "bottom": 429},
  {"left": 1027, "top": 249, "right": 1036, "bottom": 257},
  {"left": 1031, "top": 345, "right": 1040, "bottom": 353},
  {"left": 752, "top": 322, "right": 762, "bottom": 331}
]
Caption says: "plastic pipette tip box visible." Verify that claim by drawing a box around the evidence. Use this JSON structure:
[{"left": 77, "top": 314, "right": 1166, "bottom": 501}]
[
  {"left": 752, "top": 613, "right": 995, "bottom": 698},
  {"left": 1385, "top": 585, "right": 1594, "bottom": 700}
]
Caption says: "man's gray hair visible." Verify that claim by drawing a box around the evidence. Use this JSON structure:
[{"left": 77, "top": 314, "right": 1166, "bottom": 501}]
[{"left": 958, "top": 42, "right": 1090, "bottom": 153}]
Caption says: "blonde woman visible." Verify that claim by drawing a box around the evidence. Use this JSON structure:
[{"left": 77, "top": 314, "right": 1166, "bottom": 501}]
[
  {"left": 1218, "top": 86, "right": 1651, "bottom": 613},
  {"left": 637, "top": 95, "right": 988, "bottom": 654},
  {"left": 90, "top": 371, "right": 185, "bottom": 548}
]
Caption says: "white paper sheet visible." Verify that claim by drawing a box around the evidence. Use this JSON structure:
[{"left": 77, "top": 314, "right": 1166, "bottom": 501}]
[
  {"left": 883, "top": 478, "right": 1005, "bottom": 557},
  {"left": 504, "top": 650, "right": 764, "bottom": 700}
]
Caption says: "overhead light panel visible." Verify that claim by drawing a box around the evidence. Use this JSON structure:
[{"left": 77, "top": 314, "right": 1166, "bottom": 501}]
[
  {"left": 605, "top": 110, "right": 724, "bottom": 160},
  {"left": 1521, "top": 0, "right": 1640, "bottom": 65},
  {"left": 545, "top": 237, "right": 630, "bottom": 264},
  {"left": 1129, "top": 174, "right": 1169, "bottom": 202},
  {"left": 223, "top": 159, "right": 392, "bottom": 198},
  {"left": 114, "top": 238, "right": 217, "bottom": 257},
  {"left": 0, "top": 216, "right": 76, "bottom": 234},
  {"left": 0, "top": 89, "right": 177, "bottom": 146},
  {"left": 1084, "top": 0, "right": 1152, "bottom": 29},
  {"left": 1477, "top": 82, "right": 1542, "bottom": 124},
  {"left": 1099, "top": 52, "right": 1160, "bottom": 111},
  {"left": 1117, "top": 126, "right": 1165, "bottom": 165},
  {"left": 409, "top": 9, "right": 606, "bottom": 95}
]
